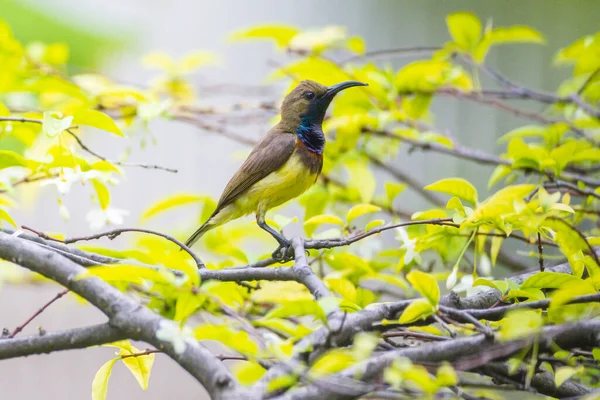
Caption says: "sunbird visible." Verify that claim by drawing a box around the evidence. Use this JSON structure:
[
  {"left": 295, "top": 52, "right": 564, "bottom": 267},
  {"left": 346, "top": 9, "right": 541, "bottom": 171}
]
[{"left": 185, "top": 80, "right": 368, "bottom": 259}]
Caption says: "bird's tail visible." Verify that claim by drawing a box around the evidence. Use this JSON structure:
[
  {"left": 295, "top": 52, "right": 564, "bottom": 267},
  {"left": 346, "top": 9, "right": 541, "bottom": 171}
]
[{"left": 184, "top": 221, "right": 214, "bottom": 248}]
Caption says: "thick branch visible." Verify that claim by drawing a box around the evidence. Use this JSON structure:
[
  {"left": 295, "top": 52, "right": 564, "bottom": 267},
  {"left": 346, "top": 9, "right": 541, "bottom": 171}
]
[
  {"left": 0, "top": 324, "right": 126, "bottom": 360},
  {"left": 0, "top": 232, "right": 243, "bottom": 399}
]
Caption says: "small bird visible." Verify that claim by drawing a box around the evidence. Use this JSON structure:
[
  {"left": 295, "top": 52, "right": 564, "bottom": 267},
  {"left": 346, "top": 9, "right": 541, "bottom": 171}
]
[{"left": 185, "top": 79, "right": 368, "bottom": 259}]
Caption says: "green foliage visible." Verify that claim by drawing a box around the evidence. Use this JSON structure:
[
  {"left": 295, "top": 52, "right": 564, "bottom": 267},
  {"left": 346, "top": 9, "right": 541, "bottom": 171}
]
[{"left": 1, "top": 10, "right": 600, "bottom": 399}]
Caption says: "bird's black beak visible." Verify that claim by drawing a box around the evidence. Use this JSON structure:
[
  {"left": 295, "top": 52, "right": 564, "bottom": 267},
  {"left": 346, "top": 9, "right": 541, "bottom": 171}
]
[
  {"left": 324, "top": 80, "right": 369, "bottom": 99},
  {"left": 312, "top": 81, "right": 368, "bottom": 123}
]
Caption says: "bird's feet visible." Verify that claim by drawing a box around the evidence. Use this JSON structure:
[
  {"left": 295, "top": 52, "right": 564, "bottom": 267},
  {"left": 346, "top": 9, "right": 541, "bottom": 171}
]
[{"left": 272, "top": 240, "right": 293, "bottom": 262}]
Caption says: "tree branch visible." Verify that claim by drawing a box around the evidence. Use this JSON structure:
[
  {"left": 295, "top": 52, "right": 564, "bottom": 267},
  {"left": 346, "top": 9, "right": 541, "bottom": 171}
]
[
  {"left": 0, "top": 323, "right": 126, "bottom": 360},
  {"left": 0, "top": 232, "right": 243, "bottom": 399}
]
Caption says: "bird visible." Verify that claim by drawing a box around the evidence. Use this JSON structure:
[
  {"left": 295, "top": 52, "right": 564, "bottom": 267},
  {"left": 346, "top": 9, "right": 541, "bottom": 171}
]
[{"left": 185, "top": 79, "right": 368, "bottom": 259}]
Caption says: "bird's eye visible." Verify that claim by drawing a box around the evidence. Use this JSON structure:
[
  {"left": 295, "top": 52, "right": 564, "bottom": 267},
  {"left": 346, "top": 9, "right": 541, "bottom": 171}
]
[{"left": 304, "top": 91, "right": 315, "bottom": 100}]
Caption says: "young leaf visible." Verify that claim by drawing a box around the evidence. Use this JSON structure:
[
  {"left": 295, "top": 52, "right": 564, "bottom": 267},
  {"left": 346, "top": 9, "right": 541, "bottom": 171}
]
[
  {"left": 92, "top": 179, "right": 110, "bottom": 210},
  {"left": 346, "top": 204, "right": 381, "bottom": 224},
  {"left": 174, "top": 291, "right": 205, "bottom": 322},
  {"left": 233, "top": 361, "right": 266, "bottom": 386},
  {"left": 425, "top": 178, "right": 478, "bottom": 205},
  {"left": 310, "top": 350, "right": 355, "bottom": 377},
  {"left": 72, "top": 109, "right": 123, "bottom": 137},
  {"left": 365, "top": 219, "right": 385, "bottom": 232},
  {"left": 92, "top": 359, "right": 118, "bottom": 400},
  {"left": 119, "top": 346, "right": 155, "bottom": 390},
  {"left": 0, "top": 208, "right": 17, "bottom": 228},
  {"left": 385, "top": 182, "right": 407, "bottom": 205},
  {"left": 304, "top": 214, "right": 345, "bottom": 237},
  {"left": 141, "top": 193, "right": 206, "bottom": 222},
  {"left": 229, "top": 25, "right": 299, "bottom": 47},
  {"left": 555, "top": 366, "right": 578, "bottom": 388},
  {"left": 399, "top": 298, "right": 435, "bottom": 324},
  {"left": 520, "top": 272, "right": 582, "bottom": 289},
  {"left": 406, "top": 270, "right": 440, "bottom": 306},
  {"left": 446, "top": 12, "right": 482, "bottom": 50}
]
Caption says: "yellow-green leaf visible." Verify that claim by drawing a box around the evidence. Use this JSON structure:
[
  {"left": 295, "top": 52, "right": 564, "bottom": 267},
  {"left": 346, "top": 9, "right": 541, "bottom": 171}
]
[
  {"left": 347, "top": 204, "right": 381, "bottom": 224},
  {"left": 498, "top": 309, "right": 543, "bottom": 341},
  {"left": 174, "top": 291, "right": 205, "bottom": 322},
  {"left": 425, "top": 178, "right": 478, "bottom": 205},
  {"left": 385, "top": 182, "right": 407, "bottom": 205},
  {"left": 80, "top": 265, "right": 175, "bottom": 285},
  {"left": 406, "top": 270, "right": 440, "bottom": 306},
  {"left": 436, "top": 363, "right": 458, "bottom": 386},
  {"left": 92, "top": 179, "right": 110, "bottom": 210},
  {"left": 73, "top": 109, "right": 123, "bottom": 137},
  {"left": 0, "top": 150, "right": 29, "bottom": 169},
  {"left": 310, "top": 350, "right": 355, "bottom": 377},
  {"left": 399, "top": 298, "right": 435, "bottom": 324},
  {"left": 119, "top": 345, "right": 155, "bottom": 390},
  {"left": 92, "top": 358, "right": 118, "bottom": 400},
  {"left": 555, "top": 366, "right": 578, "bottom": 388},
  {"left": 304, "top": 214, "right": 345, "bottom": 237},
  {"left": 230, "top": 25, "right": 299, "bottom": 48},
  {"left": 446, "top": 12, "right": 481, "bottom": 50},
  {"left": 233, "top": 361, "right": 266, "bottom": 386},
  {"left": 365, "top": 219, "right": 385, "bottom": 232},
  {"left": 141, "top": 193, "right": 206, "bottom": 222},
  {"left": 520, "top": 272, "right": 582, "bottom": 289},
  {"left": 0, "top": 208, "right": 17, "bottom": 228}
]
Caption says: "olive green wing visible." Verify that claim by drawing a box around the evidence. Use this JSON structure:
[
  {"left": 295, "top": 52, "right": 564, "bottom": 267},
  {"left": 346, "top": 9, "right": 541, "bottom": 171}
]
[{"left": 215, "top": 132, "right": 296, "bottom": 210}]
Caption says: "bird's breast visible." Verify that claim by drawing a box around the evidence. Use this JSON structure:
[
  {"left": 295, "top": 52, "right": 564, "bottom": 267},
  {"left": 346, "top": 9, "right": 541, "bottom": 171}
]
[{"left": 235, "top": 140, "right": 322, "bottom": 213}]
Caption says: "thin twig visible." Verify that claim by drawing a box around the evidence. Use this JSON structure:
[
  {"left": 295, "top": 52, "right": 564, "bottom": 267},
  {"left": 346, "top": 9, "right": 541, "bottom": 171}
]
[
  {"left": 65, "top": 129, "right": 178, "bottom": 173},
  {"left": 8, "top": 289, "right": 69, "bottom": 338},
  {"left": 21, "top": 226, "right": 205, "bottom": 269}
]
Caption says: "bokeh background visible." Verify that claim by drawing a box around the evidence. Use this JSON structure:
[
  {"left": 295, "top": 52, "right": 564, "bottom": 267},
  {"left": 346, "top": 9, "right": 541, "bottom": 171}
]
[{"left": 1, "top": 0, "right": 599, "bottom": 398}]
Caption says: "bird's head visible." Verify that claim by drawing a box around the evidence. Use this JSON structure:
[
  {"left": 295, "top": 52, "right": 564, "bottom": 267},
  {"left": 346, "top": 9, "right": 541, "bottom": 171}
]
[{"left": 280, "top": 80, "right": 368, "bottom": 128}]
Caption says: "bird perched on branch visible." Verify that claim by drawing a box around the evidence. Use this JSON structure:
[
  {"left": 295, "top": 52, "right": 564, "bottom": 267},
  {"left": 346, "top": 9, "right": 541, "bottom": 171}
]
[{"left": 185, "top": 79, "right": 367, "bottom": 259}]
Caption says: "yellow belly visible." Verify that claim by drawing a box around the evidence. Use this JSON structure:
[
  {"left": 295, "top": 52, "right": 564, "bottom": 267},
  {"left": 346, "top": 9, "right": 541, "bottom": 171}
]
[{"left": 211, "top": 150, "right": 318, "bottom": 225}]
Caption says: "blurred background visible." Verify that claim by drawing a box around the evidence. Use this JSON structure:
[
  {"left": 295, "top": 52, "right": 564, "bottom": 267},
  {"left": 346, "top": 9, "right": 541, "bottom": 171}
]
[{"left": 1, "top": 0, "right": 599, "bottom": 398}]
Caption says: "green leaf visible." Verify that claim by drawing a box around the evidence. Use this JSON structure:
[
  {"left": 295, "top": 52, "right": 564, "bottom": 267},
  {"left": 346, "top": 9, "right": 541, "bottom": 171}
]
[
  {"left": 325, "top": 277, "right": 357, "bottom": 302},
  {"left": 498, "top": 125, "right": 547, "bottom": 142},
  {"left": 346, "top": 204, "right": 381, "bottom": 224},
  {"left": 266, "top": 300, "right": 324, "bottom": 321},
  {"left": 385, "top": 182, "right": 407, "bottom": 205},
  {"left": 345, "top": 158, "right": 376, "bottom": 203},
  {"left": 489, "top": 26, "right": 544, "bottom": 45},
  {"left": 498, "top": 309, "right": 543, "bottom": 341},
  {"left": 406, "top": 270, "right": 440, "bottom": 306},
  {"left": 72, "top": 109, "right": 123, "bottom": 137},
  {"left": 229, "top": 25, "right": 299, "bottom": 47},
  {"left": 119, "top": 345, "right": 155, "bottom": 390},
  {"left": 446, "top": 12, "right": 481, "bottom": 50},
  {"left": 555, "top": 366, "right": 577, "bottom": 388},
  {"left": 141, "top": 193, "right": 206, "bottom": 222},
  {"left": 425, "top": 178, "right": 478, "bottom": 205},
  {"left": 520, "top": 272, "right": 582, "bottom": 289},
  {"left": 233, "top": 362, "right": 266, "bottom": 386},
  {"left": 80, "top": 264, "right": 175, "bottom": 286},
  {"left": 0, "top": 208, "right": 17, "bottom": 228},
  {"left": 310, "top": 350, "right": 355, "bottom": 377},
  {"left": 267, "top": 374, "right": 298, "bottom": 393},
  {"left": 0, "top": 150, "right": 29, "bottom": 169},
  {"left": 436, "top": 363, "right": 458, "bottom": 386},
  {"left": 42, "top": 111, "right": 73, "bottom": 138},
  {"left": 399, "top": 298, "right": 435, "bottom": 324},
  {"left": 92, "top": 179, "right": 110, "bottom": 210},
  {"left": 365, "top": 219, "right": 385, "bottom": 232},
  {"left": 487, "top": 165, "right": 512, "bottom": 189},
  {"left": 92, "top": 358, "right": 118, "bottom": 400},
  {"left": 304, "top": 214, "right": 345, "bottom": 237},
  {"left": 174, "top": 291, "right": 205, "bottom": 322},
  {"left": 195, "top": 324, "right": 259, "bottom": 356}
]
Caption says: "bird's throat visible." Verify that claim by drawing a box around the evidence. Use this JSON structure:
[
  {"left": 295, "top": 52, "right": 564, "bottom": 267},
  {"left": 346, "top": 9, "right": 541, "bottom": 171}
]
[{"left": 296, "top": 117, "right": 325, "bottom": 155}]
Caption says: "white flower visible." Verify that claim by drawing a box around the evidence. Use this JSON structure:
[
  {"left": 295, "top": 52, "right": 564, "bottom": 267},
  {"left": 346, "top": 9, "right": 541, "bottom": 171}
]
[
  {"left": 86, "top": 207, "right": 129, "bottom": 230},
  {"left": 395, "top": 227, "right": 421, "bottom": 264},
  {"left": 446, "top": 267, "right": 459, "bottom": 290},
  {"left": 155, "top": 320, "right": 198, "bottom": 355},
  {"left": 40, "top": 167, "right": 102, "bottom": 195}
]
